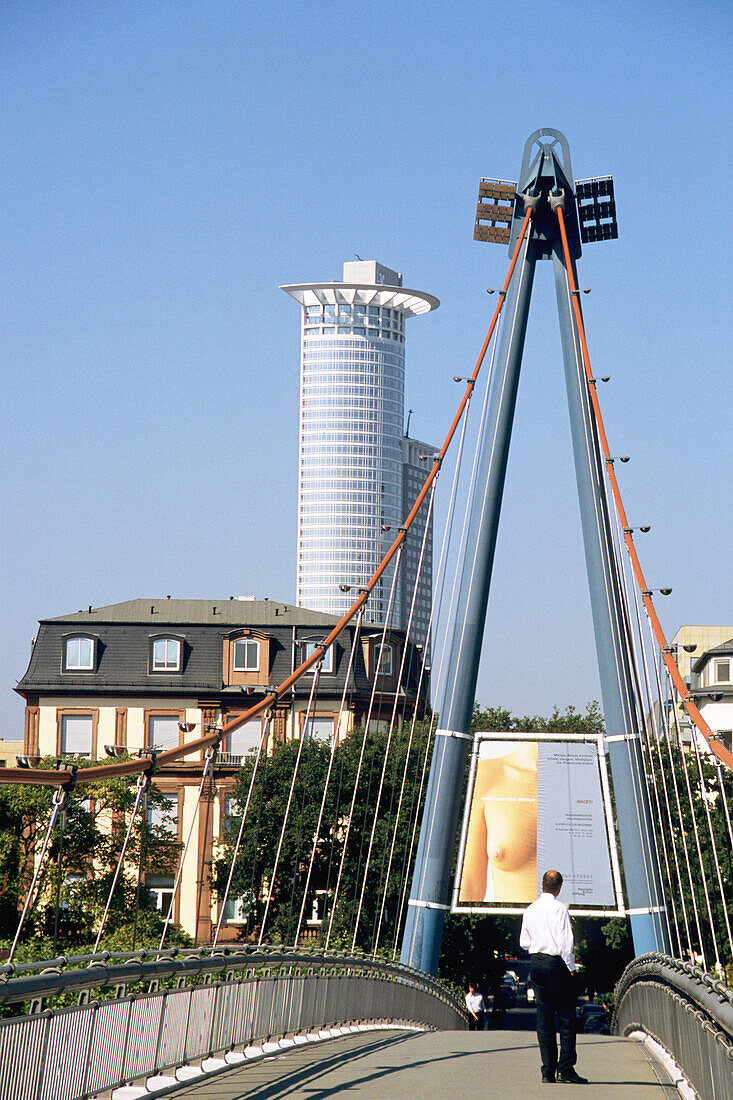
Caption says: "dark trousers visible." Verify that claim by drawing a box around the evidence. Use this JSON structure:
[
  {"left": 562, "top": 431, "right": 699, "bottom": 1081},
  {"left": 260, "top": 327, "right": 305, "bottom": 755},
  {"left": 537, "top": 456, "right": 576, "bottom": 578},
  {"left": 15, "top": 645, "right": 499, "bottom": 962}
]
[
  {"left": 468, "top": 1010, "right": 484, "bottom": 1031},
  {"left": 530, "top": 953, "right": 577, "bottom": 1077}
]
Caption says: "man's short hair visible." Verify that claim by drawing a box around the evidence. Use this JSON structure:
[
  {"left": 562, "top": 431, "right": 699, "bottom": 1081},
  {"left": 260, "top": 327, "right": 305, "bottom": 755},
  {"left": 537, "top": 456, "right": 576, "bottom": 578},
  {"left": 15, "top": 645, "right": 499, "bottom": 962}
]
[{"left": 542, "top": 869, "right": 563, "bottom": 893}]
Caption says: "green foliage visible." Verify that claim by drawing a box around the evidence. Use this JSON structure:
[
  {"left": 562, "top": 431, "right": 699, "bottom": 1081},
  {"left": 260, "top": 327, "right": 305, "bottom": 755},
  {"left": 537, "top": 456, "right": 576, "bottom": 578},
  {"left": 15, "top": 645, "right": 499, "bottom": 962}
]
[
  {"left": 0, "top": 756, "right": 187, "bottom": 958},
  {"left": 574, "top": 917, "right": 633, "bottom": 994},
  {"left": 471, "top": 700, "right": 604, "bottom": 734},
  {"left": 438, "top": 912, "right": 519, "bottom": 994},
  {"left": 215, "top": 720, "right": 435, "bottom": 952},
  {"left": 647, "top": 739, "right": 733, "bottom": 969}
]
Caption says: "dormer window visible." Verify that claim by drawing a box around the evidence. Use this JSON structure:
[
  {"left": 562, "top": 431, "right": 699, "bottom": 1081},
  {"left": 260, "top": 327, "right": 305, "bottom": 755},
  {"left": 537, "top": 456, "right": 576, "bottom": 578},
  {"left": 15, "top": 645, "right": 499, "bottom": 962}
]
[
  {"left": 223, "top": 630, "right": 269, "bottom": 686},
  {"left": 232, "top": 639, "right": 260, "bottom": 672},
  {"left": 150, "top": 636, "right": 182, "bottom": 672},
  {"left": 377, "top": 645, "right": 393, "bottom": 677},
  {"left": 63, "top": 635, "right": 95, "bottom": 671},
  {"left": 300, "top": 641, "right": 334, "bottom": 674},
  {"left": 714, "top": 659, "right": 730, "bottom": 684}
]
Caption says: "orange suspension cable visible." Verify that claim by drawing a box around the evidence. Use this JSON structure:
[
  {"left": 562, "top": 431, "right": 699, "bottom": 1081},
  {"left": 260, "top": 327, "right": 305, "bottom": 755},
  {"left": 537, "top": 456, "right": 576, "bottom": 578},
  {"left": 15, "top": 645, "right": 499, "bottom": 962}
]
[
  {"left": 8, "top": 210, "right": 534, "bottom": 791},
  {"left": 555, "top": 204, "right": 732, "bottom": 771}
]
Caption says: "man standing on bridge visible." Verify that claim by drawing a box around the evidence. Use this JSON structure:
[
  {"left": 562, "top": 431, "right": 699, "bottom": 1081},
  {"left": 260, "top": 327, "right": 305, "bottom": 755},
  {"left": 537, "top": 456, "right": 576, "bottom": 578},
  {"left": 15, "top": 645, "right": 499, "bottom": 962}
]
[{"left": 520, "top": 869, "right": 588, "bottom": 1084}]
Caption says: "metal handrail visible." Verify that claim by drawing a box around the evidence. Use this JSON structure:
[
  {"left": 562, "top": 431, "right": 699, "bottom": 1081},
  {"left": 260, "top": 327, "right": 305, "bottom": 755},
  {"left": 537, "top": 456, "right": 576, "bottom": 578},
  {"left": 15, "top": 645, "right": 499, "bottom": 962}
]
[
  {"left": 613, "top": 952, "right": 733, "bottom": 1100},
  {"left": 0, "top": 947, "right": 467, "bottom": 1100},
  {"left": 0, "top": 945, "right": 463, "bottom": 1012}
]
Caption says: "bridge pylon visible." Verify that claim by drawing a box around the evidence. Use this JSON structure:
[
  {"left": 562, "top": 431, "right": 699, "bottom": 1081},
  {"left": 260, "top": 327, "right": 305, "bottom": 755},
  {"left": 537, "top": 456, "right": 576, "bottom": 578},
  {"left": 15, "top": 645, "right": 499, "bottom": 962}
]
[{"left": 401, "top": 129, "right": 669, "bottom": 975}]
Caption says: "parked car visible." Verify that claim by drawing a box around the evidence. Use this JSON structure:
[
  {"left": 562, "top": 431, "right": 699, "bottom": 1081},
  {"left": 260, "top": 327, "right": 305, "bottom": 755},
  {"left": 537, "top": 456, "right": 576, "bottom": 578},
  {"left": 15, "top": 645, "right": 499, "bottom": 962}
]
[
  {"left": 577, "top": 1002, "right": 610, "bottom": 1034},
  {"left": 495, "top": 975, "right": 517, "bottom": 1009}
]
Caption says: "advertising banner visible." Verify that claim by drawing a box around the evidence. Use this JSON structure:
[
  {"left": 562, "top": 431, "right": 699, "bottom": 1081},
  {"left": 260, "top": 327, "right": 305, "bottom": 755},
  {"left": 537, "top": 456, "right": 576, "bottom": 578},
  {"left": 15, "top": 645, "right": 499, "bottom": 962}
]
[{"left": 452, "top": 733, "right": 623, "bottom": 916}]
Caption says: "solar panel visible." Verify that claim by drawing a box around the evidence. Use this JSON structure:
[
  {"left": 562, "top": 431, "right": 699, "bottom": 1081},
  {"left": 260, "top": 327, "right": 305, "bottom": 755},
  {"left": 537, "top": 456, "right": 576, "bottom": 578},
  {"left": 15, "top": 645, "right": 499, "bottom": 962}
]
[
  {"left": 575, "top": 177, "right": 618, "bottom": 242},
  {"left": 474, "top": 178, "right": 517, "bottom": 245}
]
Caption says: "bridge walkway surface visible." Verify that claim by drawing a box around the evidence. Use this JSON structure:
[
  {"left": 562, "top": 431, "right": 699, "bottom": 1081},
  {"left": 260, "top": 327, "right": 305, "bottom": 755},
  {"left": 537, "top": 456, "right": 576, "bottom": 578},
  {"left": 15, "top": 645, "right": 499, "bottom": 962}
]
[{"left": 160, "top": 1027, "right": 680, "bottom": 1099}]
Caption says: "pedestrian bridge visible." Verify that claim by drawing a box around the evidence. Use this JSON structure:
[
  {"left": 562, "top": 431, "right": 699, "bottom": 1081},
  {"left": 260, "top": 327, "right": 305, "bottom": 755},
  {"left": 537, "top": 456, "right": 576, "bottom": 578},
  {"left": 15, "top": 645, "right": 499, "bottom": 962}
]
[
  {"left": 0, "top": 947, "right": 730, "bottom": 1100},
  {"left": 2, "top": 129, "right": 732, "bottom": 1100},
  {"left": 161, "top": 1028, "right": 682, "bottom": 1100}
]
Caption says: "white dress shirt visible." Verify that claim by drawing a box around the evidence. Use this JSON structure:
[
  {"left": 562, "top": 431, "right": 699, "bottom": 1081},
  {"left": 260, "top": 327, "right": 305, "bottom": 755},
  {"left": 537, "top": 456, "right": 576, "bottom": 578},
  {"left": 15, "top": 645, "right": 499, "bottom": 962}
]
[
  {"left": 520, "top": 891, "right": 576, "bottom": 972},
  {"left": 465, "top": 991, "right": 485, "bottom": 1014}
]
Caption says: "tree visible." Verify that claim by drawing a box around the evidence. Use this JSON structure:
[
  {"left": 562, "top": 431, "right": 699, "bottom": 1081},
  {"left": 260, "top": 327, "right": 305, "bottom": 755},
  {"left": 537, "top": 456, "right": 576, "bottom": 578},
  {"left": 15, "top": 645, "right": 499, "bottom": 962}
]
[
  {"left": 215, "top": 720, "right": 435, "bottom": 952},
  {"left": 647, "top": 738, "right": 732, "bottom": 974},
  {"left": 0, "top": 757, "right": 189, "bottom": 956}
]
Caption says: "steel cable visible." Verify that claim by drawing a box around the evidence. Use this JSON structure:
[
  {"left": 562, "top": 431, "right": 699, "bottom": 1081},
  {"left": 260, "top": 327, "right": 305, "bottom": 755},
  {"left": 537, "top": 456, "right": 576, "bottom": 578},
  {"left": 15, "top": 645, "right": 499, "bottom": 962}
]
[
  {"left": 407, "top": 218, "right": 534, "bottom": 961},
  {"left": 212, "top": 710, "right": 274, "bottom": 948},
  {"left": 258, "top": 665, "right": 321, "bottom": 944},
  {"left": 294, "top": 610, "right": 365, "bottom": 946},
  {"left": 93, "top": 771, "right": 150, "bottom": 954},
  {"left": 159, "top": 747, "right": 216, "bottom": 951}
]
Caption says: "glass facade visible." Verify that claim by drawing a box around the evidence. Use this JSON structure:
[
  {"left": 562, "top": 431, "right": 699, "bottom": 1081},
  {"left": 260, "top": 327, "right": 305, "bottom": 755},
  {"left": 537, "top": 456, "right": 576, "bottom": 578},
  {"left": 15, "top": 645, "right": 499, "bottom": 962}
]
[{"left": 282, "top": 264, "right": 438, "bottom": 633}]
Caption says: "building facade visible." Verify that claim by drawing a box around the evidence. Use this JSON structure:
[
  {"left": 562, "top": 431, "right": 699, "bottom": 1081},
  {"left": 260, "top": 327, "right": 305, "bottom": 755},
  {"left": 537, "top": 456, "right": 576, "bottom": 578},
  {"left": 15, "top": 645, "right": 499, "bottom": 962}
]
[
  {"left": 15, "top": 597, "right": 426, "bottom": 942},
  {"left": 664, "top": 625, "right": 733, "bottom": 752},
  {"left": 688, "top": 637, "right": 733, "bottom": 755},
  {"left": 281, "top": 261, "right": 438, "bottom": 647}
]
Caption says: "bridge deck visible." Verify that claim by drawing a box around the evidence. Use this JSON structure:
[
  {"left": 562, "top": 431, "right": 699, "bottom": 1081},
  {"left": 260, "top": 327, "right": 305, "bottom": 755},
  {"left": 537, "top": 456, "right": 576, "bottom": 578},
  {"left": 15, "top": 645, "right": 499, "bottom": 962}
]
[{"left": 162, "top": 1027, "right": 679, "bottom": 1099}]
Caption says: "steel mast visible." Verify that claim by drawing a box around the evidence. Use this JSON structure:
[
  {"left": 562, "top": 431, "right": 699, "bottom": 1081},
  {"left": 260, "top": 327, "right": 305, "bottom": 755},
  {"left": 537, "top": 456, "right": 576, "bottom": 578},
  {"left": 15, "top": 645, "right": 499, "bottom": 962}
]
[{"left": 401, "top": 129, "right": 668, "bottom": 975}]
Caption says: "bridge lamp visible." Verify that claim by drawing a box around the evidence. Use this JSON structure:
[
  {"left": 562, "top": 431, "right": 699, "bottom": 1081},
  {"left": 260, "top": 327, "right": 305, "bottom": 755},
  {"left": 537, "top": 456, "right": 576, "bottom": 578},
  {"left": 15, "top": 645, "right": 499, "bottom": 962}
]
[
  {"left": 178, "top": 722, "right": 195, "bottom": 734},
  {"left": 624, "top": 525, "right": 651, "bottom": 535},
  {"left": 16, "top": 755, "right": 41, "bottom": 769},
  {"left": 339, "top": 584, "right": 352, "bottom": 593},
  {"left": 642, "top": 588, "right": 673, "bottom": 597},
  {"left": 589, "top": 377, "right": 610, "bottom": 385},
  {"left": 606, "top": 455, "right": 630, "bottom": 463},
  {"left": 104, "top": 744, "right": 127, "bottom": 758}
]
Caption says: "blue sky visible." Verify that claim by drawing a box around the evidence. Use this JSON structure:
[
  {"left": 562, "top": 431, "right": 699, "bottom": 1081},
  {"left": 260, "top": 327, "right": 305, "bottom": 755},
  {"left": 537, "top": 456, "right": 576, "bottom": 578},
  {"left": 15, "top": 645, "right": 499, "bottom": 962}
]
[{"left": 2, "top": 1, "right": 731, "bottom": 737}]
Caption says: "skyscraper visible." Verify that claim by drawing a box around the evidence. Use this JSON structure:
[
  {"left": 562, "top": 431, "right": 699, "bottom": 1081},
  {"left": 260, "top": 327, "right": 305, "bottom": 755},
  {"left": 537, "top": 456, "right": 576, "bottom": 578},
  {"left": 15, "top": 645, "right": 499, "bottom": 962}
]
[{"left": 282, "top": 261, "right": 438, "bottom": 643}]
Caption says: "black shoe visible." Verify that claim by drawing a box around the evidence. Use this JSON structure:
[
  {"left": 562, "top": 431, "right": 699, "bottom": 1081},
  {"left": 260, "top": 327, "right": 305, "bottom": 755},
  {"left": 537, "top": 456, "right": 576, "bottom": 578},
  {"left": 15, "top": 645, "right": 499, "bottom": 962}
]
[
  {"left": 541, "top": 1072, "right": 555, "bottom": 1083},
  {"left": 557, "top": 1070, "right": 588, "bottom": 1084}
]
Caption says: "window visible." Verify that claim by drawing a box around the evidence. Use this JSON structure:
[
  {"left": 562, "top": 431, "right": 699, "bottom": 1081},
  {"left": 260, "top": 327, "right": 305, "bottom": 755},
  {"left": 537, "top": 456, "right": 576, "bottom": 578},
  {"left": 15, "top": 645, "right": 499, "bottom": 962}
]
[
  {"left": 303, "top": 715, "right": 333, "bottom": 742},
  {"left": 151, "top": 637, "right": 181, "bottom": 672},
  {"left": 226, "top": 721, "right": 261, "bottom": 762},
  {"left": 232, "top": 639, "right": 260, "bottom": 672},
  {"left": 306, "top": 890, "right": 328, "bottom": 926},
  {"left": 377, "top": 645, "right": 393, "bottom": 677},
  {"left": 63, "top": 636, "right": 95, "bottom": 671},
  {"left": 717, "top": 731, "right": 732, "bottom": 753},
  {"left": 714, "top": 659, "right": 730, "bottom": 683},
  {"left": 148, "top": 793, "right": 178, "bottom": 835},
  {"left": 146, "top": 875, "right": 175, "bottom": 915},
  {"left": 222, "top": 894, "right": 249, "bottom": 923},
  {"left": 223, "top": 797, "right": 240, "bottom": 820},
  {"left": 61, "top": 714, "right": 93, "bottom": 756},
  {"left": 300, "top": 641, "right": 333, "bottom": 673},
  {"left": 148, "top": 715, "right": 181, "bottom": 749},
  {"left": 60, "top": 873, "right": 87, "bottom": 912}
]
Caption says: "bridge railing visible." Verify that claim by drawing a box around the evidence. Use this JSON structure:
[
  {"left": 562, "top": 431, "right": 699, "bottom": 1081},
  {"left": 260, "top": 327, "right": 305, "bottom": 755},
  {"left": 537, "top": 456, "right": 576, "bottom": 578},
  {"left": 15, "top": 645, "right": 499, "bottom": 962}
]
[
  {"left": 612, "top": 952, "right": 733, "bottom": 1100},
  {"left": 0, "top": 945, "right": 467, "bottom": 1100}
]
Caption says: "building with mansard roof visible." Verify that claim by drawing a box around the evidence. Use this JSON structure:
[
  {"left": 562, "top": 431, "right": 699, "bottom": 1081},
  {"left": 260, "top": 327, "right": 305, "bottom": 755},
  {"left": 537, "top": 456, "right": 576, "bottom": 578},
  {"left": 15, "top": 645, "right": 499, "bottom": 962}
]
[{"left": 15, "top": 596, "right": 427, "bottom": 942}]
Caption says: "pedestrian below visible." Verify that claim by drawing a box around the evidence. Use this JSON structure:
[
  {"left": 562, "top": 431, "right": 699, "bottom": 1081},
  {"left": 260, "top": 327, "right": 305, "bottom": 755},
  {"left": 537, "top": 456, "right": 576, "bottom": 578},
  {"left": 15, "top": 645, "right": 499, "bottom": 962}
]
[
  {"left": 465, "top": 982, "right": 486, "bottom": 1031},
  {"left": 520, "top": 869, "right": 588, "bottom": 1085}
]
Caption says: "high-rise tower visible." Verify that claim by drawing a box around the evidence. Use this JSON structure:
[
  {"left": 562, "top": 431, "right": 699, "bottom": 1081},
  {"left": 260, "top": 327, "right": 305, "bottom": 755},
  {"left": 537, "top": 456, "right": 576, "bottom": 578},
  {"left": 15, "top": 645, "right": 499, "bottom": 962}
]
[{"left": 282, "top": 261, "right": 438, "bottom": 640}]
